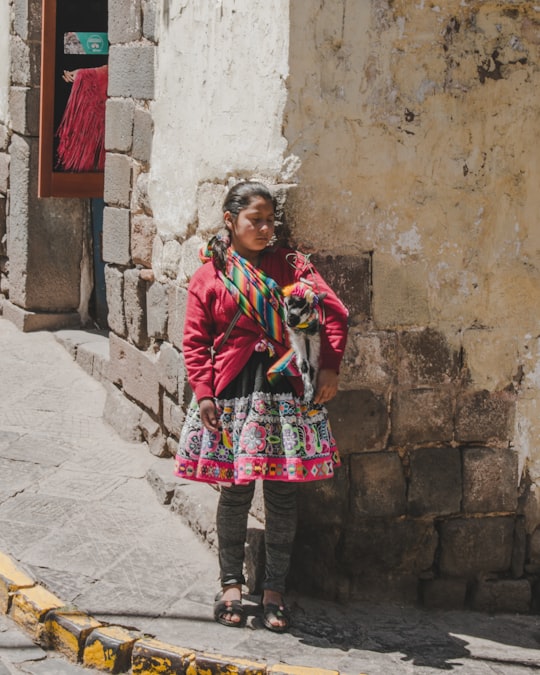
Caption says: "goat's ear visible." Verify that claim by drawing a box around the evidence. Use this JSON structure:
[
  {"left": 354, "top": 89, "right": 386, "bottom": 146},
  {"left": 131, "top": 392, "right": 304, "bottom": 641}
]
[{"left": 318, "top": 292, "right": 328, "bottom": 302}]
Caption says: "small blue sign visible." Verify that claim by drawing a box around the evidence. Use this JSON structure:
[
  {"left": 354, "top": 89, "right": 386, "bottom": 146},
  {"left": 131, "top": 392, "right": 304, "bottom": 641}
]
[{"left": 64, "top": 32, "right": 109, "bottom": 55}]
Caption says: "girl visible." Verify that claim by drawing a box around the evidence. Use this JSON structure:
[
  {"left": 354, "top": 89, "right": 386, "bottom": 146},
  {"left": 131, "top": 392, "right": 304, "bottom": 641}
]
[{"left": 175, "top": 181, "right": 348, "bottom": 632}]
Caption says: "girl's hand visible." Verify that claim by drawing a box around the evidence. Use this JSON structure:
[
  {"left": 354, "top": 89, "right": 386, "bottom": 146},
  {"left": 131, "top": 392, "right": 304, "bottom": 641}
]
[
  {"left": 62, "top": 69, "right": 79, "bottom": 83},
  {"left": 314, "top": 369, "right": 339, "bottom": 405},
  {"left": 199, "top": 398, "right": 219, "bottom": 432}
]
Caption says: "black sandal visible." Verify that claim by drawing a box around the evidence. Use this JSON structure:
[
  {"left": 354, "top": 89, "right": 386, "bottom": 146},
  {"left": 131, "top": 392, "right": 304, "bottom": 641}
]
[
  {"left": 262, "top": 602, "right": 290, "bottom": 633},
  {"left": 214, "top": 590, "right": 245, "bottom": 628}
]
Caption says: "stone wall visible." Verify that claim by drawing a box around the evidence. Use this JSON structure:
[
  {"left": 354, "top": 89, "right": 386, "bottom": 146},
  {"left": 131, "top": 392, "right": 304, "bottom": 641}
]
[
  {"left": 100, "top": 0, "right": 540, "bottom": 611},
  {"left": 0, "top": 0, "right": 91, "bottom": 331},
  {"left": 102, "top": 2, "right": 292, "bottom": 453},
  {"left": 101, "top": 0, "right": 169, "bottom": 451}
]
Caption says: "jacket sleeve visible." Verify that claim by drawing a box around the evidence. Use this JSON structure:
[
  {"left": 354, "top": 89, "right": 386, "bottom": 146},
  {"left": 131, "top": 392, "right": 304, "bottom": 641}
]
[
  {"left": 293, "top": 253, "right": 349, "bottom": 372},
  {"left": 183, "top": 276, "right": 216, "bottom": 402}
]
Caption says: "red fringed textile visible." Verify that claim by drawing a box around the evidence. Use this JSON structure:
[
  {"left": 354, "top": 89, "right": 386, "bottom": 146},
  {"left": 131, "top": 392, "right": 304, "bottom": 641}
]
[{"left": 56, "top": 65, "right": 108, "bottom": 172}]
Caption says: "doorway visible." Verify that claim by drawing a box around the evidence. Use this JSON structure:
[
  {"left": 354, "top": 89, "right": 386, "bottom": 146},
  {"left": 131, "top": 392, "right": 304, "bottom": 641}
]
[
  {"left": 90, "top": 198, "right": 108, "bottom": 329},
  {"left": 39, "top": 0, "right": 109, "bottom": 329}
]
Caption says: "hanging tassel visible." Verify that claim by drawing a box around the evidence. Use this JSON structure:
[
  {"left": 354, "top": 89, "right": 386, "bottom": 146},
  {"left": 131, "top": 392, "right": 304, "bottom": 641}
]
[{"left": 56, "top": 65, "right": 108, "bottom": 172}]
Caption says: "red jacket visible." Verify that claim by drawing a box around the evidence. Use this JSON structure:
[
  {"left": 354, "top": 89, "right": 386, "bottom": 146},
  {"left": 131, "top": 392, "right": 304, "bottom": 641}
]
[{"left": 183, "top": 247, "right": 349, "bottom": 401}]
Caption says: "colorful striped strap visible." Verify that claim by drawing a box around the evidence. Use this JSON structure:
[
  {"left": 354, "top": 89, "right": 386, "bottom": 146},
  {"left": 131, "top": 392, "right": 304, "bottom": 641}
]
[
  {"left": 200, "top": 239, "right": 300, "bottom": 382},
  {"left": 267, "top": 349, "right": 300, "bottom": 382},
  {"left": 220, "top": 248, "right": 286, "bottom": 347}
]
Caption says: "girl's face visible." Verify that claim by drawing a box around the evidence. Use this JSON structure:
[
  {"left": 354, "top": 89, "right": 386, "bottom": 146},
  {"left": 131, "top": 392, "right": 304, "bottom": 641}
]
[{"left": 224, "top": 196, "right": 275, "bottom": 263}]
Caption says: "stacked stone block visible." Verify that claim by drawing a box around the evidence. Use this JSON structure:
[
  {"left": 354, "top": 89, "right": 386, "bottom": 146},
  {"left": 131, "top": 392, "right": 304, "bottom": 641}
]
[
  {"left": 291, "top": 303, "right": 524, "bottom": 609},
  {"left": 103, "top": 0, "right": 178, "bottom": 458},
  {"left": 268, "top": 247, "right": 523, "bottom": 608}
]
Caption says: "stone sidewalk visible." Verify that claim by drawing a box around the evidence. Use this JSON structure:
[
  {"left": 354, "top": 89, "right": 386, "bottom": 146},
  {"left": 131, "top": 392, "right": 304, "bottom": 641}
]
[{"left": 1, "top": 315, "right": 540, "bottom": 674}]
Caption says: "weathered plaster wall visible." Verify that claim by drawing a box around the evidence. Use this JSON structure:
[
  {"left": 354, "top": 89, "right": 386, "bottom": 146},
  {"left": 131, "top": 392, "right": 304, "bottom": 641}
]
[
  {"left": 148, "top": 0, "right": 291, "bottom": 240},
  {"left": 287, "top": 1, "right": 540, "bottom": 368},
  {"left": 0, "top": 0, "right": 10, "bottom": 124},
  {"left": 287, "top": 2, "right": 539, "bottom": 330}
]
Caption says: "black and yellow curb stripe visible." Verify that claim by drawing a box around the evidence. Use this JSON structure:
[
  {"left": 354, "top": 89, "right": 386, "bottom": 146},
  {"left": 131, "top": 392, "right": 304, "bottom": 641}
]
[{"left": 0, "top": 551, "right": 359, "bottom": 675}]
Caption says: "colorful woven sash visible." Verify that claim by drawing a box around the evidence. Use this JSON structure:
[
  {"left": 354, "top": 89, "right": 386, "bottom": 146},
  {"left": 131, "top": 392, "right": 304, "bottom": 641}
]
[
  {"left": 221, "top": 249, "right": 286, "bottom": 346},
  {"left": 266, "top": 349, "right": 299, "bottom": 383},
  {"left": 200, "top": 238, "right": 300, "bottom": 381}
]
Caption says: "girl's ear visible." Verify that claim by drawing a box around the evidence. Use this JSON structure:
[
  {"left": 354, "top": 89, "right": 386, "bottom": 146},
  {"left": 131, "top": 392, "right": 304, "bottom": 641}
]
[{"left": 223, "top": 211, "right": 234, "bottom": 230}]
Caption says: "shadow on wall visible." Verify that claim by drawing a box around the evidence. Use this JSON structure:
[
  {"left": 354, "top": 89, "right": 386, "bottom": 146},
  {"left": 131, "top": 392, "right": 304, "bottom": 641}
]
[{"left": 289, "top": 323, "right": 523, "bottom": 611}]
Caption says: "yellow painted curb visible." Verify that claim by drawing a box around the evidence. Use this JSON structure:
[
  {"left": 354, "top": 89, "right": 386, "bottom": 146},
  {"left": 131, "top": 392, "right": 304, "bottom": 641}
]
[
  {"left": 44, "top": 609, "right": 101, "bottom": 662},
  {"left": 131, "top": 637, "right": 197, "bottom": 675},
  {"left": 83, "top": 624, "right": 140, "bottom": 673},
  {"left": 10, "top": 585, "right": 65, "bottom": 642},
  {"left": 194, "top": 652, "right": 267, "bottom": 675},
  {"left": 0, "top": 551, "right": 354, "bottom": 675},
  {"left": 0, "top": 552, "right": 35, "bottom": 614}
]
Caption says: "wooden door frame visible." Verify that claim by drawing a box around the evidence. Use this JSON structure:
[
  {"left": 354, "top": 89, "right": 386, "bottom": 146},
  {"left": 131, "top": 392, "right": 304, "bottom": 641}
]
[{"left": 38, "top": 0, "right": 104, "bottom": 198}]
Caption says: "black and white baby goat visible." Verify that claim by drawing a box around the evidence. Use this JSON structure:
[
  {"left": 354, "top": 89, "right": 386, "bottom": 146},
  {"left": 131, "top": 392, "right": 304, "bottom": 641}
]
[{"left": 282, "top": 281, "right": 326, "bottom": 402}]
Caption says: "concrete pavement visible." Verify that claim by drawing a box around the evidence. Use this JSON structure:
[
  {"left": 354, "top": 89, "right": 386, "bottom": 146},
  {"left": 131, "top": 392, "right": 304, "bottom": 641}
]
[
  {"left": 1, "top": 315, "right": 540, "bottom": 674},
  {"left": 0, "top": 612, "right": 91, "bottom": 674}
]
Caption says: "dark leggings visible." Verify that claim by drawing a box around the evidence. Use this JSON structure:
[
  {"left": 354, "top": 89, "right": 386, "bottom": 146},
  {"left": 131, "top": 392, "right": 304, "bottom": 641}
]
[{"left": 216, "top": 481, "right": 298, "bottom": 595}]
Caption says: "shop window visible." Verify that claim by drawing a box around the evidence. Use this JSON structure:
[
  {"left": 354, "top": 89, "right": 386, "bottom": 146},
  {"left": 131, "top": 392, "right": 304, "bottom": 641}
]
[{"left": 39, "top": 0, "right": 108, "bottom": 197}]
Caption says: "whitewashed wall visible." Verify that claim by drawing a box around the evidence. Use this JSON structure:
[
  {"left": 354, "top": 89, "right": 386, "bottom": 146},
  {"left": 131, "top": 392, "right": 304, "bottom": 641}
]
[{"left": 149, "top": 0, "right": 290, "bottom": 239}]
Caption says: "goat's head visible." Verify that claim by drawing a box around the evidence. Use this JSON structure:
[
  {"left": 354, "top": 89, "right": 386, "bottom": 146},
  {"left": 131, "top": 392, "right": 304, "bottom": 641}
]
[{"left": 282, "top": 282, "right": 326, "bottom": 329}]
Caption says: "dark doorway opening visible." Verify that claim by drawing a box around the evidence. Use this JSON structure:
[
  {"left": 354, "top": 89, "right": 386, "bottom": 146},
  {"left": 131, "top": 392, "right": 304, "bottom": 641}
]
[{"left": 90, "top": 198, "right": 108, "bottom": 330}]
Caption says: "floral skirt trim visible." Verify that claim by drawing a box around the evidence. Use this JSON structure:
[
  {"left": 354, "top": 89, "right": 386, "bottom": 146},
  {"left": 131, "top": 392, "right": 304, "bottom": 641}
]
[{"left": 175, "top": 391, "right": 340, "bottom": 485}]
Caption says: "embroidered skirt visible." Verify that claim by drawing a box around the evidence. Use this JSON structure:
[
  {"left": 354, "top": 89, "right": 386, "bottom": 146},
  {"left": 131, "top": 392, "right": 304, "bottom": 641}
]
[{"left": 174, "top": 351, "right": 340, "bottom": 484}]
